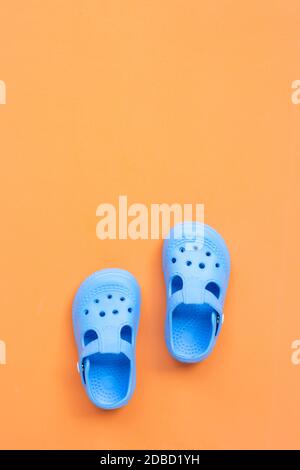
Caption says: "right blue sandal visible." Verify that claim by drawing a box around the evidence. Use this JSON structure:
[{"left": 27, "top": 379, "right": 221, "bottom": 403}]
[{"left": 163, "top": 222, "right": 230, "bottom": 363}]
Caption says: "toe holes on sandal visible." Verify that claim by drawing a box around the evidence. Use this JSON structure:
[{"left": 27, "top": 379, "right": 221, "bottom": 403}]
[
  {"left": 171, "top": 257, "right": 176, "bottom": 263},
  {"left": 215, "top": 263, "right": 220, "bottom": 268},
  {"left": 99, "top": 311, "right": 105, "bottom": 317},
  {"left": 84, "top": 309, "right": 89, "bottom": 315},
  {"left": 94, "top": 299, "right": 99, "bottom": 303},
  {"left": 205, "top": 282, "right": 220, "bottom": 299},
  {"left": 193, "top": 245, "right": 198, "bottom": 251},
  {"left": 179, "top": 247, "right": 185, "bottom": 253},
  {"left": 107, "top": 294, "right": 112, "bottom": 299},
  {"left": 120, "top": 297, "right": 125, "bottom": 302},
  {"left": 84, "top": 330, "right": 98, "bottom": 345},
  {"left": 171, "top": 275, "right": 183, "bottom": 294},
  {"left": 199, "top": 263, "right": 205, "bottom": 269},
  {"left": 128, "top": 307, "right": 132, "bottom": 313},
  {"left": 186, "top": 260, "right": 192, "bottom": 266},
  {"left": 112, "top": 309, "right": 119, "bottom": 315},
  {"left": 206, "top": 251, "right": 211, "bottom": 256},
  {"left": 121, "top": 325, "right": 132, "bottom": 344}
]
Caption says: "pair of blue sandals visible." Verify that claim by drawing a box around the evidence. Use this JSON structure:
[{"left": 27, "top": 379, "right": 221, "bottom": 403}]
[{"left": 73, "top": 222, "right": 230, "bottom": 409}]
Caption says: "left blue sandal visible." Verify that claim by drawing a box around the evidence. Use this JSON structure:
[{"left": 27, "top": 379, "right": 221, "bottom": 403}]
[
  {"left": 163, "top": 222, "right": 230, "bottom": 363},
  {"left": 73, "top": 268, "right": 140, "bottom": 409}
]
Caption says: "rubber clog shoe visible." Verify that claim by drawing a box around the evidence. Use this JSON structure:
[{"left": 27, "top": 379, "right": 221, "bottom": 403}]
[
  {"left": 163, "top": 222, "right": 230, "bottom": 363},
  {"left": 73, "top": 269, "right": 141, "bottom": 409}
]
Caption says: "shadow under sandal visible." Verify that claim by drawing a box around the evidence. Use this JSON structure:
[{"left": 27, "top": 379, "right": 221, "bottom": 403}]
[
  {"left": 163, "top": 222, "right": 230, "bottom": 363},
  {"left": 73, "top": 268, "right": 140, "bottom": 409}
]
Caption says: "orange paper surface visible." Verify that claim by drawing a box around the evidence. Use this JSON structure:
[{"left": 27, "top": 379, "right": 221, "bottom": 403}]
[{"left": 0, "top": 0, "right": 299, "bottom": 449}]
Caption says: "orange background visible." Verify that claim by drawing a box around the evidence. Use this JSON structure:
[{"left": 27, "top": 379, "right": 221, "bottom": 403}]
[{"left": 0, "top": 0, "right": 300, "bottom": 450}]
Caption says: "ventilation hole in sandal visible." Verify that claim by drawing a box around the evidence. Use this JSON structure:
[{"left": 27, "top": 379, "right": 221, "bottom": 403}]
[
  {"left": 205, "top": 282, "right": 220, "bottom": 299},
  {"left": 171, "top": 275, "right": 183, "bottom": 294},
  {"left": 199, "top": 263, "right": 205, "bottom": 269},
  {"left": 112, "top": 309, "right": 119, "bottom": 315},
  {"left": 179, "top": 247, "right": 185, "bottom": 253},
  {"left": 193, "top": 245, "right": 198, "bottom": 250},
  {"left": 84, "top": 329, "right": 98, "bottom": 346},
  {"left": 107, "top": 294, "right": 112, "bottom": 299},
  {"left": 171, "top": 257, "right": 176, "bottom": 263},
  {"left": 121, "top": 325, "right": 132, "bottom": 344},
  {"left": 215, "top": 263, "right": 220, "bottom": 268},
  {"left": 186, "top": 260, "right": 192, "bottom": 266},
  {"left": 128, "top": 307, "right": 132, "bottom": 313},
  {"left": 94, "top": 299, "right": 99, "bottom": 303},
  {"left": 120, "top": 297, "right": 125, "bottom": 302},
  {"left": 206, "top": 251, "right": 211, "bottom": 256},
  {"left": 84, "top": 309, "right": 89, "bottom": 315},
  {"left": 99, "top": 311, "right": 105, "bottom": 317}
]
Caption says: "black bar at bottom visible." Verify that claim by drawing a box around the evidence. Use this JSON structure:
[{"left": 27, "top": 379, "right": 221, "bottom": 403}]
[{"left": 0, "top": 450, "right": 299, "bottom": 465}]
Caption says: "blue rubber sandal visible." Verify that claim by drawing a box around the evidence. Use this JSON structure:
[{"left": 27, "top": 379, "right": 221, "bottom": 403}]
[
  {"left": 163, "top": 222, "right": 230, "bottom": 363},
  {"left": 72, "top": 268, "right": 141, "bottom": 409}
]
